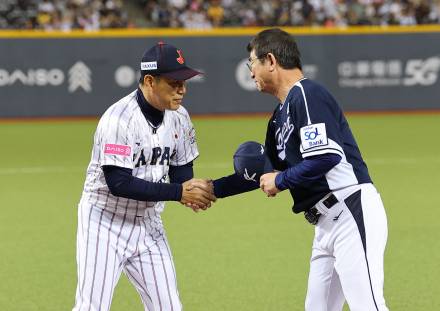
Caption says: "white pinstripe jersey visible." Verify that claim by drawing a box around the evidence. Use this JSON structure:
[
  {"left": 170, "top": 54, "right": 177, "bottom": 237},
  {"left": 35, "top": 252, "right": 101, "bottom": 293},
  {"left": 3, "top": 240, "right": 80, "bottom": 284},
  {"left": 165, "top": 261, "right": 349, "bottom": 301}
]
[{"left": 80, "top": 90, "right": 199, "bottom": 216}]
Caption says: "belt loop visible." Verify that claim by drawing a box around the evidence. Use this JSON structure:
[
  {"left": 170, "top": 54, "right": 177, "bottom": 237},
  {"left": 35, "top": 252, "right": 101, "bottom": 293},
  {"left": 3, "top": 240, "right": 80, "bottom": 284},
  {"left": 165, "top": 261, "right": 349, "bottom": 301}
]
[{"left": 323, "top": 194, "right": 338, "bottom": 209}]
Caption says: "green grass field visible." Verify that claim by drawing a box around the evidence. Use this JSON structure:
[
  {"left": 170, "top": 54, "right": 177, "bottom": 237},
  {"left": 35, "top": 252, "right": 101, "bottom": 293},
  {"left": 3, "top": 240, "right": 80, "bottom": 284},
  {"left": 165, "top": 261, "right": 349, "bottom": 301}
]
[{"left": 0, "top": 114, "right": 439, "bottom": 310}]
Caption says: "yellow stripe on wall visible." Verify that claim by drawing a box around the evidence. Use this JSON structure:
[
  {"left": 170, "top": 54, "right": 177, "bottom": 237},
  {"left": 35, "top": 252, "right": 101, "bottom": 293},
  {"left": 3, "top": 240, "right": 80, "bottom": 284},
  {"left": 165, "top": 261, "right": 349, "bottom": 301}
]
[{"left": 0, "top": 25, "right": 440, "bottom": 38}]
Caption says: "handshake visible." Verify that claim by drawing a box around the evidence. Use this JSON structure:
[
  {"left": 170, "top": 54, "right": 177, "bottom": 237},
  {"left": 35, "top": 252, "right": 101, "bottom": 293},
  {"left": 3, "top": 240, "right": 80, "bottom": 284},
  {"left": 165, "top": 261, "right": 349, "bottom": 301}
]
[
  {"left": 180, "top": 178, "right": 217, "bottom": 212},
  {"left": 178, "top": 141, "right": 274, "bottom": 212}
]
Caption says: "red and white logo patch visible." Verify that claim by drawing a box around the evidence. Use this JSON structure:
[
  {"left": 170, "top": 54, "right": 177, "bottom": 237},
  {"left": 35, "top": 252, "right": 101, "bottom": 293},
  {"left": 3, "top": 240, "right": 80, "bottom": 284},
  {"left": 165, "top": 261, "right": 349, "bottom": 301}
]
[
  {"left": 104, "top": 144, "right": 131, "bottom": 157},
  {"left": 176, "top": 50, "right": 185, "bottom": 64}
]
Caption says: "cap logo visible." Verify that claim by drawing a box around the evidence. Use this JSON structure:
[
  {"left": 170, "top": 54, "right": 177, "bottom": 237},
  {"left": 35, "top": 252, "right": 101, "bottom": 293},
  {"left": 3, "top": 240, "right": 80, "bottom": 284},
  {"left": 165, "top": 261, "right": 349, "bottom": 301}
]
[
  {"left": 243, "top": 168, "right": 257, "bottom": 182},
  {"left": 141, "top": 61, "right": 158, "bottom": 70},
  {"left": 176, "top": 50, "right": 185, "bottom": 64}
]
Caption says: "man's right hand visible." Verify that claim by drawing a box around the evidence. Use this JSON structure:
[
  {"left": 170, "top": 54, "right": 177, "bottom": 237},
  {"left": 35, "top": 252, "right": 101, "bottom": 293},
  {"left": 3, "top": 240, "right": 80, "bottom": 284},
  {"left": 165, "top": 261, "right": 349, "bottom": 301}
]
[{"left": 181, "top": 179, "right": 216, "bottom": 212}]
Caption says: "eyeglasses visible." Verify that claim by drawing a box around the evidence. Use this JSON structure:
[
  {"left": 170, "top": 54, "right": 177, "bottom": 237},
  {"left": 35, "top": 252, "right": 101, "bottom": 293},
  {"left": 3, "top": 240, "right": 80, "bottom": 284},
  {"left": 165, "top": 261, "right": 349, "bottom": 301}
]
[
  {"left": 246, "top": 57, "right": 259, "bottom": 72},
  {"left": 246, "top": 53, "right": 268, "bottom": 71}
]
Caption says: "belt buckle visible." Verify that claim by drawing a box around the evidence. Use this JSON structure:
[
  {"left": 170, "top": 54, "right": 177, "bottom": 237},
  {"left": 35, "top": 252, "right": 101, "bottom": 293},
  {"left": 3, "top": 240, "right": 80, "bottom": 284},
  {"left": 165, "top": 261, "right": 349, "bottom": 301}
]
[
  {"left": 304, "top": 193, "right": 339, "bottom": 225},
  {"left": 304, "top": 206, "right": 321, "bottom": 225}
]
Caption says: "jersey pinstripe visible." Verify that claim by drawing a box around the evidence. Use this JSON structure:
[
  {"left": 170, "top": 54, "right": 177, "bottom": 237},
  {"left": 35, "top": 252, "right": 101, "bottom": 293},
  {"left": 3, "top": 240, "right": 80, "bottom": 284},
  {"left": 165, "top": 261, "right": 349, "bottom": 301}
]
[{"left": 80, "top": 89, "right": 199, "bottom": 216}]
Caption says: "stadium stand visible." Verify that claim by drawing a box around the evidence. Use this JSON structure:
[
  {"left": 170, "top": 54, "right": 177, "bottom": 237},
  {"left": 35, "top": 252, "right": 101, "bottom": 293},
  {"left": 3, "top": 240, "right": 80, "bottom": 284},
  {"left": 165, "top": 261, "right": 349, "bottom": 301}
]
[
  {"left": 0, "top": 0, "right": 439, "bottom": 29},
  {"left": 0, "top": 0, "right": 130, "bottom": 29}
]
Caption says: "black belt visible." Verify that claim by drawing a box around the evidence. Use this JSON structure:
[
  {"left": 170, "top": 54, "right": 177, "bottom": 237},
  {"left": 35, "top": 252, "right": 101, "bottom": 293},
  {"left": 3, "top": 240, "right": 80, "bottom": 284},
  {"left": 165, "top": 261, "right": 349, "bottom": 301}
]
[{"left": 304, "top": 193, "right": 339, "bottom": 225}]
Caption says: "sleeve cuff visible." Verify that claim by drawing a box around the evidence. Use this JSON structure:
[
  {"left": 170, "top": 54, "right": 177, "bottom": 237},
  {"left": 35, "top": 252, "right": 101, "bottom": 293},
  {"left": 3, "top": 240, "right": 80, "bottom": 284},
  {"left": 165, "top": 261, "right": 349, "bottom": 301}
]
[
  {"left": 213, "top": 178, "right": 224, "bottom": 198},
  {"left": 275, "top": 172, "right": 288, "bottom": 191},
  {"left": 174, "top": 184, "right": 183, "bottom": 201}
]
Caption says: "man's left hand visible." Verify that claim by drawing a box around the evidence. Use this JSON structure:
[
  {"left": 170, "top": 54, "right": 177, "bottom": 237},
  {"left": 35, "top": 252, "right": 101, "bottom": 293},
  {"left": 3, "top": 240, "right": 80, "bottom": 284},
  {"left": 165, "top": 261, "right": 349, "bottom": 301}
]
[{"left": 260, "top": 172, "right": 281, "bottom": 197}]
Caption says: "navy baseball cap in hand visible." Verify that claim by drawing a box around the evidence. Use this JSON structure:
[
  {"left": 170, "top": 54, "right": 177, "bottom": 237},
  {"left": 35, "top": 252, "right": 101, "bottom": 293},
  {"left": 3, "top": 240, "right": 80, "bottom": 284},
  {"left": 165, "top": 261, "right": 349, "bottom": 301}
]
[
  {"left": 233, "top": 141, "right": 273, "bottom": 183},
  {"left": 140, "top": 42, "right": 202, "bottom": 81}
]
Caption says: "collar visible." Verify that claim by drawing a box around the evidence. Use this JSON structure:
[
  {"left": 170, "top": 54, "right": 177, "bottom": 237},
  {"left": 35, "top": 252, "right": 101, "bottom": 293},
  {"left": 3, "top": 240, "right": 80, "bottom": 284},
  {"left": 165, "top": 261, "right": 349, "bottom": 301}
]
[
  {"left": 279, "top": 77, "right": 307, "bottom": 110},
  {"left": 136, "top": 88, "right": 164, "bottom": 128}
]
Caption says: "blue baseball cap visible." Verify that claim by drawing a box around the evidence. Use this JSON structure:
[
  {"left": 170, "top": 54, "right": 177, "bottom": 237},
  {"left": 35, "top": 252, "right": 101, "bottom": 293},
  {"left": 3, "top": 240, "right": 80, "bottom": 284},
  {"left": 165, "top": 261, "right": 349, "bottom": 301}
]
[{"left": 140, "top": 42, "right": 202, "bottom": 81}]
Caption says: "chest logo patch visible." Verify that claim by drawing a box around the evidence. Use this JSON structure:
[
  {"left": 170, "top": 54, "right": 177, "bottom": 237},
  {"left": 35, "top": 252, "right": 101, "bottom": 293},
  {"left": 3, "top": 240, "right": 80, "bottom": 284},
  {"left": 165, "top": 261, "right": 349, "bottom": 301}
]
[
  {"left": 104, "top": 144, "right": 131, "bottom": 157},
  {"left": 300, "top": 123, "right": 328, "bottom": 150}
]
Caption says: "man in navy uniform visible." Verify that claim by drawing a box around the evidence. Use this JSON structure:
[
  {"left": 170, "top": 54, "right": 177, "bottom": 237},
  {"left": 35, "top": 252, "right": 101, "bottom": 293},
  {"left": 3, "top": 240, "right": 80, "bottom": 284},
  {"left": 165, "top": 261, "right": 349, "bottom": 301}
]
[{"left": 212, "top": 28, "right": 389, "bottom": 311}]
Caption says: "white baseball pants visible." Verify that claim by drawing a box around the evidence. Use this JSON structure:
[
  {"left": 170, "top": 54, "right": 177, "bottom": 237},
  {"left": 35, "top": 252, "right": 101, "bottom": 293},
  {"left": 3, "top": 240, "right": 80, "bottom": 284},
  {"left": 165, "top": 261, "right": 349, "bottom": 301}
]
[
  {"left": 305, "top": 183, "right": 389, "bottom": 311},
  {"left": 73, "top": 202, "right": 181, "bottom": 311}
]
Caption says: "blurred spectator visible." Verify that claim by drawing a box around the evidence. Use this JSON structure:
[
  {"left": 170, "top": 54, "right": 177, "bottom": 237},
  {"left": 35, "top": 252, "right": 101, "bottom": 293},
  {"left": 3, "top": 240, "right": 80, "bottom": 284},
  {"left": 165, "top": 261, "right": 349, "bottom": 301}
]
[
  {"left": 302, "top": 0, "right": 317, "bottom": 25},
  {"left": 400, "top": 1, "right": 417, "bottom": 24},
  {"left": 1, "top": 0, "right": 440, "bottom": 29},
  {"left": 179, "top": 1, "right": 212, "bottom": 28},
  {"left": 207, "top": 0, "right": 224, "bottom": 26},
  {"left": 416, "top": 0, "right": 432, "bottom": 23},
  {"left": 431, "top": 0, "right": 440, "bottom": 21}
]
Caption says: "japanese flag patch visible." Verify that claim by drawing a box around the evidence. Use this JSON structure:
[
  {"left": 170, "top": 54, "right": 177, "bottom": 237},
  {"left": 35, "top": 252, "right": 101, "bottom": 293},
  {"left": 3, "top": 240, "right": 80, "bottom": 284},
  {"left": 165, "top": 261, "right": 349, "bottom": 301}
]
[{"left": 300, "top": 123, "right": 328, "bottom": 150}]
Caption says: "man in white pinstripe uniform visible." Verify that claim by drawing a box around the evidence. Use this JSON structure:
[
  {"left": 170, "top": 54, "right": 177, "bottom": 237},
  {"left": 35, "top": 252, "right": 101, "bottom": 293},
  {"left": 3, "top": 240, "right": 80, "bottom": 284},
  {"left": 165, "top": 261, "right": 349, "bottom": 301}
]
[{"left": 73, "top": 42, "right": 216, "bottom": 311}]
